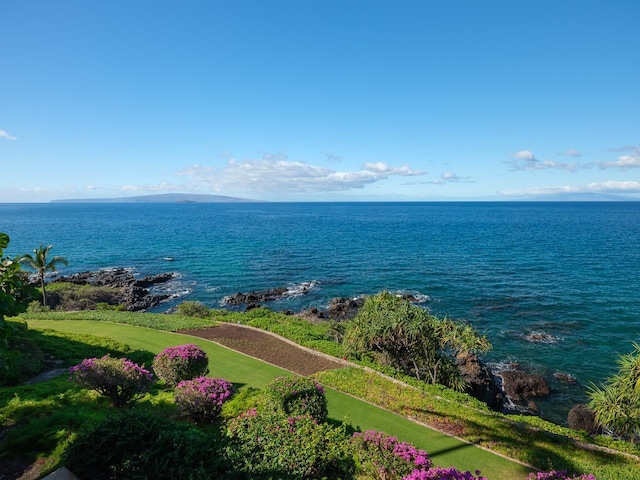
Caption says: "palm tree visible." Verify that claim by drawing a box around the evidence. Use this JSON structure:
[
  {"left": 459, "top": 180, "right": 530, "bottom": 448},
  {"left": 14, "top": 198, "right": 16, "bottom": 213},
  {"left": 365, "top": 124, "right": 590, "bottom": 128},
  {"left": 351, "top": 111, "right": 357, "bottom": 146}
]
[{"left": 18, "top": 244, "right": 68, "bottom": 307}]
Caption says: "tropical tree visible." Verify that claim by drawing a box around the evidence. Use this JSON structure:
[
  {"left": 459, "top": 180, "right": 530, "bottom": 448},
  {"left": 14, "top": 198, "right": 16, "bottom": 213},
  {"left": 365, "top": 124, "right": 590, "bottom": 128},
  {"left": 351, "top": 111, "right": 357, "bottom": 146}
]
[
  {"left": 0, "top": 232, "right": 39, "bottom": 376},
  {"left": 343, "top": 291, "right": 491, "bottom": 390},
  {"left": 18, "top": 244, "right": 68, "bottom": 306},
  {"left": 588, "top": 342, "right": 640, "bottom": 441}
]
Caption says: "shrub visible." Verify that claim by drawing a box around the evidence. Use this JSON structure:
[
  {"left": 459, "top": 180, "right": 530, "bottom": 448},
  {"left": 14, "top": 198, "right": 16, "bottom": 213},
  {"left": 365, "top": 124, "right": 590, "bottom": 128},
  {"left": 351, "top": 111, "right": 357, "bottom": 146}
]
[
  {"left": 403, "top": 467, "right": 487, "bottom": 479},
  {"left": 175, "top": 376, "right": 235, "bottom": 423},
  {"left": 65, "top": 410, "right": 226, "bottom": 480},
  {"left": 176, "top": 300, "right": 210, "bottom": 318},
  {"left": 225, "top": 409, "right": 354, "bottom": 478},
  {"left": 350, "top": 429, "right": 432, "bottom": 480},
  {"left": 263, "top": 374, "right": 328, "bottom": 422},
  {"left": 527, "top": 472, "right": 597, "bottom": 480},
  {"left": 68, "top": 354, "right": 154, "bottom": 407},
  {"left": 152, "top": 344, "right": 209, "bottom": 387}
]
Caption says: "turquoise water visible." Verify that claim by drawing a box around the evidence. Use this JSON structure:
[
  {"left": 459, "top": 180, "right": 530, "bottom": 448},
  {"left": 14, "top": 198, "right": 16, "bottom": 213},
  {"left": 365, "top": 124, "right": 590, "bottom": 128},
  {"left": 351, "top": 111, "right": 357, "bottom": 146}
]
[{"left": 2, "top": 201, "right": 639, "bottom": 423}]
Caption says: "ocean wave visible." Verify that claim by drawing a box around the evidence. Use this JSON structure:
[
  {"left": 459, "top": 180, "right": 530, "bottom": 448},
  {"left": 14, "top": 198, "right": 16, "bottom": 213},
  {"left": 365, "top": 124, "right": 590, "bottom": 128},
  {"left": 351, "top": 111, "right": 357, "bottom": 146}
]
[
  {"left": 284, "top": 280, "right": 319, "bottom": 297},
  {"left": 149, "top": 274, "right": 194, "bottom": 301},
  {"left": 393, "top": 290, "right": 431, "bottom": 304}
]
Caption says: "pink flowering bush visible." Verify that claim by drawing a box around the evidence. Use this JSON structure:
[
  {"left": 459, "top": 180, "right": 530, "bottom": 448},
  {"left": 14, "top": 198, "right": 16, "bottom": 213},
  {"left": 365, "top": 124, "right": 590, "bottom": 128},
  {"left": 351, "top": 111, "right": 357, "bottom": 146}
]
[
  {"left": 152, "top": 343, "right": 209, "bottom": 386},
  {"left": 527, "top": 472, "right": 597, "bottom": 480},
  {"left": 350, "top": 429, "right": 432, "bottom": 479},
  {"left": 68, "top": 354, "right": 154, "bottom": 407},
  {"left": 263, "top": 374, "right": 328, "bottom": 422},
  {"left": 174, "top": 376, "right": 235, "bottom": 423},
  {"left": 403, "top": 467, "right": 487, "bottom": 480}
]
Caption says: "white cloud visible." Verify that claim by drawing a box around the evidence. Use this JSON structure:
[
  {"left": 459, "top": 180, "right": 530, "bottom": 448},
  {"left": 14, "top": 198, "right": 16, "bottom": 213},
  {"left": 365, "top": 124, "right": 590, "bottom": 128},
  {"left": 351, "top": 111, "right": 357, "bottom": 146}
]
[
  {"left": 0, "top": 129, "right": 17, "bottom": 141},
  {"left": 176, "top": 155, "right": 425, "bottom": 193},
  {"left": 507, "top": 149, "right": 578, "bottom": 172},
  {"left": 501, "top": 180, "right": 640, "bottom": 196},
  {"left": 513, "top": 150, "right": 536, "bottom": 161},
  {"left": 596, "top": 146, "right": 640, "bottom": 170},
  {"left": 558, "top": 148, "right": 582, "bottom": 157},
  {"left": 440, "top": 171, "right": 473, "bottom": 183}
]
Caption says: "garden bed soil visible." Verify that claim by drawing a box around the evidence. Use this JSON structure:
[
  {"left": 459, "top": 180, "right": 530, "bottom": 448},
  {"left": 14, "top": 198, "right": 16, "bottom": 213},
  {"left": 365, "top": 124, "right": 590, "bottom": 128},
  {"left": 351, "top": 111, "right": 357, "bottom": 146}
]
[{"left": 181, "top": 323, "right": 345, "bottom": 376}]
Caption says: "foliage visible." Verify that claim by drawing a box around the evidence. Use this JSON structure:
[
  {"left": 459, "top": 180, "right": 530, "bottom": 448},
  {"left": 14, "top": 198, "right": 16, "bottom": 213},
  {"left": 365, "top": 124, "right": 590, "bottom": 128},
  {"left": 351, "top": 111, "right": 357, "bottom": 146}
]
[
  {"left": 68, "top": 354, "right": 154, "bottom": 407},
  {"left": 343, "top": 291, "right": 490, "bottom": 390},
  {"left": 175, "top": 376, "right": 235, "bottom": 423},
  {"left": 263, "top": 374, "right": 328, "bottom": 422},
  {"left": 152, "top": 343, "right": 209, "bottom": 386},
  {"left": 44, "top": 282, "right": 122, "bottom": 311},
  {"left": 403, "top": 467, "right": 487, "bottom": 479},
  {"left": 0, "top": 233, "right": 38, "bottom": 320},
  {"left": 350, "top": 429, "right": 432, "bottom": 479},
  {"left": 175, "top": 300, "right": 211, "bottom": 318},
  {"left": 220, "top": 386, "right": 263, "bottom": 420},
  {"left": 0, "top": 233, "right": 39, "bottom": 375},
  {"left": 225, "top": 409, "right": 354, "bottom": 479},
  {"left": 588, "top": 342, "right": 640, "bottom": 440},
  {"left": 17, "top": 243, "right": 68, "bottom": 307},
  {"left": 527, "top": 472, "right": 598, "bottom": 480},
  {"left": 64, "top": 409, "right": 227, "bottom": 480}
]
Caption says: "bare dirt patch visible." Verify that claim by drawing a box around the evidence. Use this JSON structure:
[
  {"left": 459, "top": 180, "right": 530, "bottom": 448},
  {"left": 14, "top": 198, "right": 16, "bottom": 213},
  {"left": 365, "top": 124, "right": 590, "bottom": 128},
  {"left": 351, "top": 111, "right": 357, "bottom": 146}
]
[{"left": 181, "top": 323, "right": 345, "bottom": 376}]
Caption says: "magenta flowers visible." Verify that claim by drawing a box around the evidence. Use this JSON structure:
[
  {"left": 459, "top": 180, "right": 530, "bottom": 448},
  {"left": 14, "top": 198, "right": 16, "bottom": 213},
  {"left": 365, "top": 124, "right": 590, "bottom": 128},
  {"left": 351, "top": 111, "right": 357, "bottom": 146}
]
[
  {"left": 69, "top": 355, "right": 154, "bottom": 407},
  {"left": 174, "top": 376, "right": 235, "bottom": 422},
  {"left": 152, "top": 343, "right": 209, "bottom": 386}
]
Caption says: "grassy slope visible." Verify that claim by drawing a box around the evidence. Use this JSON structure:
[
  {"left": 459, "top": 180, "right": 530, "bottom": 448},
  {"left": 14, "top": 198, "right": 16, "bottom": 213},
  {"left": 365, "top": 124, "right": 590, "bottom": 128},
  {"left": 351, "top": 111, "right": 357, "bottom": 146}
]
[{"left": 25, "top": 318, "right": 531, "bottom": 479}]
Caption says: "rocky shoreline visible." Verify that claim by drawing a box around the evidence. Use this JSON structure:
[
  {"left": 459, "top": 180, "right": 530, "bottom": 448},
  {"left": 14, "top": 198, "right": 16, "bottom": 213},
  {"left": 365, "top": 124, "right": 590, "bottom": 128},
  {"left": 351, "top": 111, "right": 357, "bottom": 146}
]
[{"left": 52, "top": 268, "right": 178, "bottom": 311}]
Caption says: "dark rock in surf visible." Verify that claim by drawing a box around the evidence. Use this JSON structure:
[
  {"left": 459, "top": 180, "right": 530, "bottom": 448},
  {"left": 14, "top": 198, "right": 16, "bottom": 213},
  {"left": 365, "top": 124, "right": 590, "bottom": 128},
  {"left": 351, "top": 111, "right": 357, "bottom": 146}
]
[
  {"left": 498, "top": 370, "right": 550, "bottom": 404},
  {"left": 567, "top": 404, "right": 598, "bottom": 435},
  {"left": 456, "top": 352, "right": 504, "bottom": 411},
  {"left": 298, "top": 297, "right": 365, "bottom": 322},
  {"left": 223, "top": 287, "right": 289, "bottom": 306}
]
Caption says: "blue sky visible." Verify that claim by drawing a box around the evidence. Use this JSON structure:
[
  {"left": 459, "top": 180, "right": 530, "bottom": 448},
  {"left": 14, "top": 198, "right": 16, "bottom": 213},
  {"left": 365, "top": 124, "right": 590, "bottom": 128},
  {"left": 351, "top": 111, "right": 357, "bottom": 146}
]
[{"left": 1, "top": 1, "right": 639, "bottom": 202}]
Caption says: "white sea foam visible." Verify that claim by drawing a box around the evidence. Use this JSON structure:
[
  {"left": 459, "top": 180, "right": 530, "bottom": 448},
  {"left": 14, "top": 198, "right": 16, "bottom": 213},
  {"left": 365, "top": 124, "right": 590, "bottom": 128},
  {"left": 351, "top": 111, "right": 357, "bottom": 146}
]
[
  {"left": 522, "top": 330, "right": 563, "bottom": 344},
  {"left": 393, "top": 290, "right": 431, "bottom": 303},
  {"left": 284, "top": 280, "right": 318, "bottom": 297}
]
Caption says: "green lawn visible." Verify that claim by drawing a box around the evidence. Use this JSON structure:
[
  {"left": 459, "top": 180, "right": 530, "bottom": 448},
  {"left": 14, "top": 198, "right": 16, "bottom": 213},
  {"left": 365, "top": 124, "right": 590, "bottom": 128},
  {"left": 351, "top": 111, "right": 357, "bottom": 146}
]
[{"left": 26, "top": 319, "right": 532, "bottom": 479}]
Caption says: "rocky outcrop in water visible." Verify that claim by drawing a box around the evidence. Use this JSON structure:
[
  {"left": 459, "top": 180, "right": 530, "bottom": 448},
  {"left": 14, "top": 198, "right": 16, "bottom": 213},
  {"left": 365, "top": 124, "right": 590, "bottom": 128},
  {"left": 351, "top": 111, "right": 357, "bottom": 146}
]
[
  {"left": 298, "top": 297, "right": 366, "bottom": 322},
  {"left": 567, "top": 404, "right": 598, "bottom": 434},
  {"left": 456, "top": 352, "right": 504, "bottom": 411},
  {"left": 497, "top": 368, "right": 550, "bottom": 414},
  {"left": 53, "top": 268, "right": 177, "bottom": 311},
  {"left": 222, "top": 287, "right": 289, "bottom": 310}
]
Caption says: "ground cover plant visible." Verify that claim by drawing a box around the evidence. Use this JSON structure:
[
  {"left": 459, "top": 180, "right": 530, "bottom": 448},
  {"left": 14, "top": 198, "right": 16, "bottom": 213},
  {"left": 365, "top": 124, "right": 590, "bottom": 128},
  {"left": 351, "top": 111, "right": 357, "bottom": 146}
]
[
  {"left": 9, "top": 313, "right": 639, "bottom": 479},
  {"left": 263, "top": 374, "right": 328, "bottom": 422}
]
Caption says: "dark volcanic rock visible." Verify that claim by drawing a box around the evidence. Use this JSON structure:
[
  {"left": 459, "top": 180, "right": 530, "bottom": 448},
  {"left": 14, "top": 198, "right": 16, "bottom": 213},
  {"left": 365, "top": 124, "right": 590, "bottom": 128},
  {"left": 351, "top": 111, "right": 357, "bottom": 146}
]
[
  {"left": 223, "top": 287, "right": 289, "bottom": 306},
  {"left": 498, "top": 370, "right": 550, "bottom": 403},
  {"left": 298, "top": 297, "right": 365, "bottom": 322},
  {"left": 567, "top": 404, "right": 598, "bottom": 434},
  {"left": 328, "top": 297, "right": 365, "bottom": 320},
  {"left": 53, "top": 268, "right": 176, "bottom": 311},
  {"left": 456, "top": 352, "right": 504, "bottom": 411}
]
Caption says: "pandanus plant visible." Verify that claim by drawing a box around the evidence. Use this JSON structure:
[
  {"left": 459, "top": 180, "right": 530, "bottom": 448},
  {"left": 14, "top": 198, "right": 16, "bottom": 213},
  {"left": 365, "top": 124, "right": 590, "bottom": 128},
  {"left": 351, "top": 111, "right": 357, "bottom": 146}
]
[{"left": 18, "top": 244, "right": 68, "bottom": 306}]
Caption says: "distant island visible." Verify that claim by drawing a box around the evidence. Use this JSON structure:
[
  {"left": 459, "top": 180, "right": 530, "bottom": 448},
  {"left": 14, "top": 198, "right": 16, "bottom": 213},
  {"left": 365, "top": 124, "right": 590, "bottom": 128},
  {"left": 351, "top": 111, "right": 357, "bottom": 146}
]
[{"left": 51, "top": 193, "right": 263, "bottom": 204}]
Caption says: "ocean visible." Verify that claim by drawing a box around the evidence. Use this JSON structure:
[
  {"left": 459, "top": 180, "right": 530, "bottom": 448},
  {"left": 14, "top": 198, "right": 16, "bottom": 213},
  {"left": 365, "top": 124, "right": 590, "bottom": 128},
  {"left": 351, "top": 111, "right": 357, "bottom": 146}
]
[{"left": 2, "top": 201, "right": 639, "bottom": 424}]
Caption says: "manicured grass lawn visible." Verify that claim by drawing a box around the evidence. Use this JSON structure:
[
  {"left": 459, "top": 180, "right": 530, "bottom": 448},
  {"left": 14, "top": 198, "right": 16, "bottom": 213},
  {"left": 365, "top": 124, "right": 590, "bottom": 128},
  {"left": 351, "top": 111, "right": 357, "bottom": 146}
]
[{"left": 26, "top": 319, "right": 532, "bottom": 479}]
